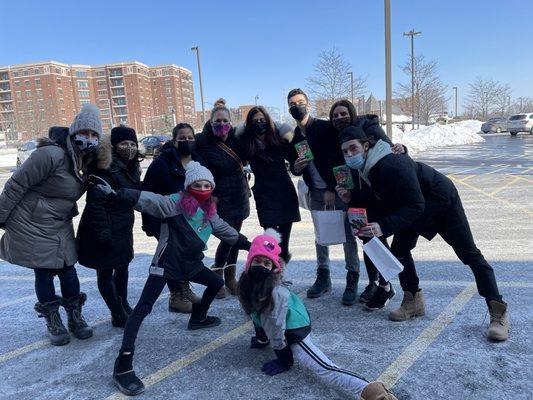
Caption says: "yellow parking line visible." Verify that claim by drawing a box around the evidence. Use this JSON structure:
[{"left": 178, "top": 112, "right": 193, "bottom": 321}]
[
  {"left": 377, "top": 284, "right": 477, "bottom": 387},
  {"left": 489, "top": 175, "right": 520, "bottom": 195},
  {"left": 449, "top": 176, "right": 533, "bottom": 216},
  {"left": 513, "top": 175, "right": 533, "bottom": 184}
]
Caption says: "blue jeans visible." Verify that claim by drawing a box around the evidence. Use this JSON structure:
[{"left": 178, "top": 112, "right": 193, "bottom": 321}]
[
  {"left": 309, "top": 188, "right": 360, "bottom": 273},
  {"left": 34, "top": 265, "right": 80, "bottom": 303}
]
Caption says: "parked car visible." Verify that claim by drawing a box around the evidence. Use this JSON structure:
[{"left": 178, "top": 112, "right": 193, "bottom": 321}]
[
  {"left": 481, "top": 117, "right": 508, "bottom": 133},
  {"left": 138, "top": 135, "right": 171, "bottom": 156},
  {"left": 16, "top": 140, "right": 37, "bottom": 167},
  {"left": 507, "top": 113, "right": 533, "bottom": 136}
]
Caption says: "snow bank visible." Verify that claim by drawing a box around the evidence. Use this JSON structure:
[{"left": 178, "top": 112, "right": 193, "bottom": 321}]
[
  {"left": 0, "top": 149, "right": 17, "bottom": 168},
  {"left": 392, "top": 120, "right": 484, "bottom": 154}
]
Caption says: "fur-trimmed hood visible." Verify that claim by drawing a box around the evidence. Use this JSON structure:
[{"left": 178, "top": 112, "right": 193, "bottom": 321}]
[
  {"left": 235, "top": 122, "right": 294, "bottom": 143},
  {"left": 95, "top": 134, "right": 112, "bottom": 170}
]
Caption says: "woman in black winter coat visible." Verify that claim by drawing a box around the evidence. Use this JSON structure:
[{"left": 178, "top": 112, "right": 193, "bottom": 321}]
[
  {"left": 141, "top": 123, "right": 203, "bottom": 313},
  {"left": 195, "top": 102, "right": 250, "bottom": 298},
  {"left": 236, "top": 106, "right": 300, "bottom": 262},
  {"left": 336, "top": 126, "right": 509, "bottom": 342},
  {"left": 77, "top": 126, "right": 141, "bottom": 327}
]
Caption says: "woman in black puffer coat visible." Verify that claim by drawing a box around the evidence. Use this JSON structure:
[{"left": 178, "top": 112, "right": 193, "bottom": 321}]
[
  {"left": 195, "top": 102, "right": 250, "bottom": 298},
  {"left": 77, "top": 126, "right": 142, "bottom": 327},
  {"left": 236, "top": 105, "right": 300, "bottom": 263}
]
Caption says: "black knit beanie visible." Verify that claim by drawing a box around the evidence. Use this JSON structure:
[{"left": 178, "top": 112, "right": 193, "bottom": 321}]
[
  {"left": 339, "top": 126, "right": 368, "bottom": 145},
  {"left": 111, "top": 125, "right": 138, "bottom": 147}
]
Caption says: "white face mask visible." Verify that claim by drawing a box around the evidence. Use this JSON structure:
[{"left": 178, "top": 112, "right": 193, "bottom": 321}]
[{"left": 74, "top": 134, "right": 99, "bottom": 153}]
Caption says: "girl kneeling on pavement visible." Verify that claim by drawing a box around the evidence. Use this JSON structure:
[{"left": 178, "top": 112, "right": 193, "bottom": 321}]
[
  {"left": 77, "top": 125, "right": 142, "bottom": 328},
  {"left": 336, "top": 126, "right": 509, "bottom": 342},
  {"left": 92, "top": 161, "right": 251, "bottom": 396},
  {"left": 238, "top": 230, "right": 398, "bottom": 400},
  {"left": 0, "top": 104, "right": 102, "bottom": 346}
]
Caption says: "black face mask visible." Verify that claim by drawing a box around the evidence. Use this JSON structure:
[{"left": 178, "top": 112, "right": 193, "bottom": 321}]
[
  {"left": 332, "top": 117, "right": 351, "bottom": 132},
  {"left": 176, "top": 141, "right": 196, "bottom": 156},
  {"left": 252, "top": 121, "right": 268, "bottom": 136},
  {"left": 248, "top": 265, "right": 273, "bottom": 282},
  {"left": 289, "top": 104, "right": 308, "bottom": 121}
]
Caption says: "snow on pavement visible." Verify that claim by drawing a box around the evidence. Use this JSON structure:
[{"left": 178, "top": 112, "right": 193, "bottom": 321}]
[{"left": 392, "top": 120, "right": 485, "bottom": 154}]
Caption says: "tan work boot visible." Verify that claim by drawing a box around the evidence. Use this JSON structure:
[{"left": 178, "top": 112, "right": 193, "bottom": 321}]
[
  {"left": 168, "top": 286, "right": 192, "bottom": 313},
  {"left": 224, "top": 264, "right": 239, "bottom": 296},
  {"left": 487, "top": 300, "right": 509, "bottom": 341},
  {"left": 211, "top": 265, "right": 226, "bottom": 299},
  {"left": 389, "top": 290, "right": 425, "bottom": 322},
  {"left": 361, "top": 381, "right": 398, "bottom": 400},
  {"left": 182, "top": 281, "right": 201, "bottom": 304}
]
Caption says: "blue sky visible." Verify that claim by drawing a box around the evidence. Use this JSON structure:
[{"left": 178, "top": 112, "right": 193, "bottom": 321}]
[{"left": 2, "top": 0, "right": 532, "bottom": 115}]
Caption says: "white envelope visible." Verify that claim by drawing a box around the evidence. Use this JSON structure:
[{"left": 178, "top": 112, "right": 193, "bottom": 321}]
[{"left": 363, "top": 237, "right": 404, "bottom": 281}]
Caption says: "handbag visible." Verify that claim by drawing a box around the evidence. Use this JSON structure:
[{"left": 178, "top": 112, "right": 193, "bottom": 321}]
[
  {"left": 311, "top": 207, "right": 347, "bottom": 246},
  {"left": 363, "top": 237, "right": 404, "bottom": 281}
]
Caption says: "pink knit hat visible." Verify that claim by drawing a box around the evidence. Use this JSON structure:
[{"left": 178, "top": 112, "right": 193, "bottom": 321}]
[{"left": 244, "top": 229, "right": 282, "bottom": 274}]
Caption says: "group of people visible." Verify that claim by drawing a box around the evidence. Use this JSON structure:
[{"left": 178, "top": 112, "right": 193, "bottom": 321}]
[{"left": 0, "top": 88, "right": 510, "bottom": 399}]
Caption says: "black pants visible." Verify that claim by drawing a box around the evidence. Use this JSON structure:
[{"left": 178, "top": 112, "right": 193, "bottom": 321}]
[
  {"left": 391, "top": 196, "right": 502, "bottom": 303},
  {"left": 214, "top": 218, "right": 243, "bottom": 268},
  {"left": 120, "top": 267, "right": 223, "bottom": 353},
  {"left": 34, "top": 265, "right": 80, "bottom": 303},
  {"left": 261, "top": 222, "right": 293, "bottom": 261},
  {"left": 97, "top": 266, "right": 129, "bottom": 311}
]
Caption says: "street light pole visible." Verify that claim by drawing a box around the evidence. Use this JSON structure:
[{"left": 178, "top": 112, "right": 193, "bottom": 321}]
[
  {"left": 403, "top": 28, "right": 422, "bottom": 130},
  {"left": 453, "top": 86, "right": 458, "bottom": 119},
  {"left": 384, "top": 0, "right": 393, "bottom": 138},
  {"left": 254, "top": 94, "right": 259, "bottom": 106},
  {"left": 347, "top": 72, "right": 354, "bottom": 104},
  {"left": 191, "top": 46, "right": 206, "bottom": 125}
]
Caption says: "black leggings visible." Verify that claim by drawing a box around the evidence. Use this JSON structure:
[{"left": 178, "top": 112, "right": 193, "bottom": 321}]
[
  {"left": 96, "top": 267, "right": 129, "bottom": 310},
  {"left": 34, "top": 265, "right": 80, "bottom": 303},
  {"left": 214, "top": 219, "right": 243, "bottom": 268},
  {"left": 153, "top": 232, "right": 187, "bottom": 294},
  {"left": 120, "top": 267, "right": 224, "bottom": 353},
  {"left": 261, "top": 222, "right": 293, "bottom": 261}
]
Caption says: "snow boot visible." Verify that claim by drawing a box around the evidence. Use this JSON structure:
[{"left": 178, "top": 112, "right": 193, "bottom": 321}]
[
  {"left": 342, "top": 271, "right": 360, "bottom": 306},
  {"left": 361, "top": 381, "right": 398, "bottom": 400},
  {"left": 187, "top": 302, "right": 221, "bottom": 330},
  {"left": 224, "top": 264, "right": 239, "bottom": 295},
  {"left": 182, "top": 281, "right": 202, "bottom": 304},
  {"left": 487, "top": 300, "right": 509, "bottom": 341},
  {"left": 113, "top": 352, "right": 145, "bottom": 396},
  {"left": 389, "top": 290, "right": 425, "bottom": 321},
  {"left": 168, "top": 285, "right": 193, "bottom": 314},
  {"left": 34, "top": 298, "right": 70, "bottom": 346},
  {"left": 306, "top": 268, "right": 332, "bottom": 299},
  {"left": 61, "top": 292, "right": 93, "bottom": 339}
]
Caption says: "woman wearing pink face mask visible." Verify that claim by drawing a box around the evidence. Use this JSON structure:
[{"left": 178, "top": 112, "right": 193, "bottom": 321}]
[{"left": 196, "top": 100, "right": 251, "bottom": 299}]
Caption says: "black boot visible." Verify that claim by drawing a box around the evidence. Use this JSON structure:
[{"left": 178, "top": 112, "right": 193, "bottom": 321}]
[
  {"left": 306, "top": 268, "right": 332, "bottom": 299},
  {"left": 34, "top": 298, "right": 70, "bottom": 346},
  {"left": 61, "top": 292, "right": 93, "bottom": 339},
  {"left": 187, "top": 303, "right": 221, "bottom": 330},
  {"left": 113, "top": 352, "right": 145, "bottom": 396},
  {"left": 341, "top": 271, "right": 360, "bottom": 306},
  {"left": 359, "top": 282, "right": 379, "bottom": 303}
]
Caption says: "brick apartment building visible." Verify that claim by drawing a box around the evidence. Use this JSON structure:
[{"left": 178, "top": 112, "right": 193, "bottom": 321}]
[{"left": 0, "top": 61, "right": 196, "bottom": 143}]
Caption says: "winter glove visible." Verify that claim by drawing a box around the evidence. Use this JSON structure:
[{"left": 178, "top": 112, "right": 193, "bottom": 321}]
[
  {"left": 261, "top": 346, "right": 294, "bottom": 376},
  {"left": 89, "top": 175, "right": 116, "bottom": 197}
]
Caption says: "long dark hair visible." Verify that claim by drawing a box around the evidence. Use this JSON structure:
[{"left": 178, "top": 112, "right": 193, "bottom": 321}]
[
  {"left": 241, "top": 106, "right": 280, "bottom": 160},
  {"left": 238, "top": 267, "right": 281, "bottom": 315},
  {"left": 329, "top": 99, "right": 358, "bottom": 127}
]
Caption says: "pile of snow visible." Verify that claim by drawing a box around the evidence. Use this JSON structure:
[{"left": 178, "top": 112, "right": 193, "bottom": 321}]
[
  {"left": 392, "top": 120, "right": 484, "bottom": 154},
  {"left": 381, "top": 113, "right": 412, "bottom": 123},
  {"left": 0, "top": 149, "right": 17, "bottom": 168}
]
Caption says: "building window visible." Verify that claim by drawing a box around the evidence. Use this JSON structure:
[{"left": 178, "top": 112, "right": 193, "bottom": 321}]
[
  {"left": 56, "top": 78, "right": 61, "bottom": 83},
  {"left": 77, "top": 80, "right": 89, "bottom": 88},
  {"left": 55, "top": 68, "right": 61, "bottom": 74},
  {"left": 25, "top": 90, "right": 31, "bottom": 97},
  {"left": 80, "top": 100, "right": 90, "bottom": 105},
  {"left": 97, "top": 80, "right": 106, "bottom": 87},
  {"left": 165, "top": 88, "right": 172, "bottom": 95},
  {"left": 75, "top": 70, "right": 88, "bottom": 78},
  {"left": 34, "top": 68, "right": 40, "bottom": 75},
  {"left": 96, "top": 70, "right": 106, "bottom": 77},
  {"left": 113, "top": 98, "right": 126, "bottom": 106},
  {"left": 97, "top": 90, "right": 107, "bottom": 97},
  {"left": 78, "top": 90, "right": 90, "bottom": 98},
  {"left": 14, "top": 81, "right": 20, "bottom": 88},
  {"left": 24, "top": 80, "right": 30, "bottom": 86},
  {"left": 109, "top": 68, "right": 123, "bottom": 77},
  {"left": 110, "top": 78, "right": 124, "bottom": 87},
  {"left": 23, "top": 70, "right": 29, "bottom": 76},
  {"left": 13, "top": 71, "right": 19, "bottom": 77},
  {"left": 114, "top": 107, "right": 127, "bottom": 116},
  {"left": 35, "top": 78, "right": 41, "bottom": 86},
  {"left": 112, "top": 88, "right": 125, "bottom": 96},
  {"left": 36, "top": 89, "right": 42, "bottom": 97},
  {"left": 58, "top": 88, "right": 63, "bottom": 94}
]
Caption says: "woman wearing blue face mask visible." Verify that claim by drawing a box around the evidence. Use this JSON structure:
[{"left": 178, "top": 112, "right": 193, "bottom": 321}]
[
  {"left": 336, "top": 126, "right": 509, "bottom": 342},
  {"left": 0, "top": 103, "right": 102, "bottom": 346},
  {"left": 196, "top": 100, "right": 251, "bottom": 298}
]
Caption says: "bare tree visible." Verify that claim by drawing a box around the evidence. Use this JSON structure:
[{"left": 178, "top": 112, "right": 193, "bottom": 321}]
[
  {"left": 395, "top": 55, "right": 448, "bottom": 125},
  {"left": 464, "top": 77, "right": 511, "bottom": 120},
  {"left": 510, "top": 97, "right": 533, "bottom": 114},
  {"left": 306, "top": 47, "right": 366, "bottom": 117}
]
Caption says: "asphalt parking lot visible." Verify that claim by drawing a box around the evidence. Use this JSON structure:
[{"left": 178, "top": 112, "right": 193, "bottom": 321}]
[{"left": 0, "top": 133, "right": 531, "bottom": 400}]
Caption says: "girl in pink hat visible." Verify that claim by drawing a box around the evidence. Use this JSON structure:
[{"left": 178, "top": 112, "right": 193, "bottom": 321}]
[{"left": 237, "top": 229, "right": 398, "bottom": 400}]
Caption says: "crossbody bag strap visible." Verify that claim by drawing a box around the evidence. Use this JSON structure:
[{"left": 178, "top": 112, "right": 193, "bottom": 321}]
[{"left": 216, "top": 140, "right": 244, "bottom": 172}]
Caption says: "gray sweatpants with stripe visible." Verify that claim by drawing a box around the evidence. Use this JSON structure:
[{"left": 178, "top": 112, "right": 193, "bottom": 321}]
[{"left": 291, "top": 335, "right": 369, "bottom": 399}]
